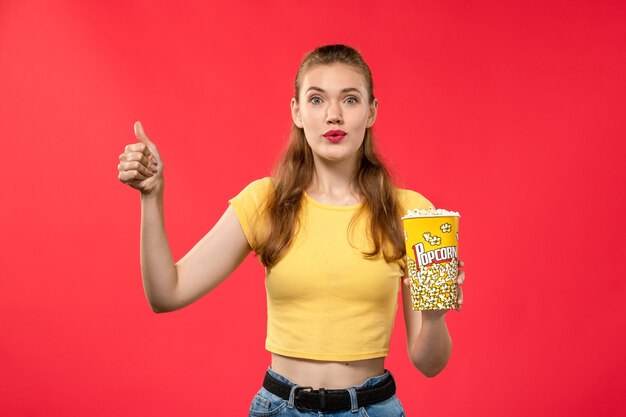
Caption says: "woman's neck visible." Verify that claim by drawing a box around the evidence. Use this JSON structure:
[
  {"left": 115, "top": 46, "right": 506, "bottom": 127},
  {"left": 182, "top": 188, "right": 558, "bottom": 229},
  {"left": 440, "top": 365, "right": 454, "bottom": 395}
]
[{"left": 307, "top": 157, "right": 361, "bottom": 203}]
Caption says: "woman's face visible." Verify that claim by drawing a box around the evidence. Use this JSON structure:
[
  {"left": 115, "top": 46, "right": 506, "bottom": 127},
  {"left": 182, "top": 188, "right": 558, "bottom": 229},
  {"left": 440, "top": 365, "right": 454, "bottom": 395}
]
[{"left": 291, "top": 64, "right": 378, "bottom": 166}]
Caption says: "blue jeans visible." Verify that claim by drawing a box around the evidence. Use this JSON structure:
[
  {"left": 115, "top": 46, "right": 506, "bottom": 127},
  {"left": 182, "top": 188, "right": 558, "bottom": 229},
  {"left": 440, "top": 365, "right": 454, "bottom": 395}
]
[{"left": 248, "top": 367, "right": 406, "bottom": 417}]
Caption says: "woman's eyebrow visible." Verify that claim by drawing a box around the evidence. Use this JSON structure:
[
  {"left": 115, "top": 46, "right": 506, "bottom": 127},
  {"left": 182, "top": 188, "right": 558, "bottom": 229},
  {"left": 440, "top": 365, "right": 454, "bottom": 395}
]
[{"left": 306, "top": 87, "right": 362, "bottom": 95}]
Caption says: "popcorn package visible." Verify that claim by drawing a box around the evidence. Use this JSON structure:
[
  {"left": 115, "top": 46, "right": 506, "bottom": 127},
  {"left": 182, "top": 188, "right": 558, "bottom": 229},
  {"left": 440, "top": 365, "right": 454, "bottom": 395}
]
[{"left": 402, "top": 208, "right": 461, "bottom": 311}]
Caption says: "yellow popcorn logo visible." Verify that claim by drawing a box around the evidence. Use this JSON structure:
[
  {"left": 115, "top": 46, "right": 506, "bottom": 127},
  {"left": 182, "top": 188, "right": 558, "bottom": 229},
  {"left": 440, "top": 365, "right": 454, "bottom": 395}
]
[{"left": 413, "top": 242, "right": 458, "bottom": 270}]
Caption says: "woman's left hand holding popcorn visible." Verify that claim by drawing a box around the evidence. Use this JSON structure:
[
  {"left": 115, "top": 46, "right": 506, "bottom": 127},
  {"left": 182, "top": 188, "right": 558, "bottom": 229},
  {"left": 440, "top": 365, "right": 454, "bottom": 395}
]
[{"left": 455, "top": 259, "right": 465, "bottom": 312}]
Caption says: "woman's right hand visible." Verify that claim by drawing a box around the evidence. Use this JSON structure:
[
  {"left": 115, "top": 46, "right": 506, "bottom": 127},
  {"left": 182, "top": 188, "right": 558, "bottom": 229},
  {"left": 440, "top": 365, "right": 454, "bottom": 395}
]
[{"left": 118, "top": 121, "right": 163, "bottom": 195}]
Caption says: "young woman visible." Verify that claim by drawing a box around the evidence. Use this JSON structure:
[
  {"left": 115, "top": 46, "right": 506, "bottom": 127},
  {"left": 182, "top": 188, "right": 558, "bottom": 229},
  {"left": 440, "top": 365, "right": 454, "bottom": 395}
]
[{"left": 118, "top": 44, "right": 465, "bottom": 416}]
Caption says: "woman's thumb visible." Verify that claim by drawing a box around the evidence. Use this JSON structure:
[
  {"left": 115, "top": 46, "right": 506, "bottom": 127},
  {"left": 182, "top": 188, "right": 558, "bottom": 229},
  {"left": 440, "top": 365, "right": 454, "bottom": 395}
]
[
  {"left": 134, "top": 121, "right": 152, "bottom": 145},
  {"left": 134, "top": 121, "right": 161, "bottom": 162}
]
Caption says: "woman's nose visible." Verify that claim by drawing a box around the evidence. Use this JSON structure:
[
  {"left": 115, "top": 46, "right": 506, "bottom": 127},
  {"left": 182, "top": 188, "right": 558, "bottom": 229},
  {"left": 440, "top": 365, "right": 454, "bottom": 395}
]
[{"left": 325, "top": 102, "right": 343, "bottom": 123}]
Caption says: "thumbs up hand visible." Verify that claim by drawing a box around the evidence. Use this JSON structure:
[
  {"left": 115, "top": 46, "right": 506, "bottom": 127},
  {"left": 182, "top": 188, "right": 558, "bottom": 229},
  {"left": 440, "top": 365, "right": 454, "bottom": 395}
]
[{"left": 118, "top": 121, "right": 164, "bottom": 195}]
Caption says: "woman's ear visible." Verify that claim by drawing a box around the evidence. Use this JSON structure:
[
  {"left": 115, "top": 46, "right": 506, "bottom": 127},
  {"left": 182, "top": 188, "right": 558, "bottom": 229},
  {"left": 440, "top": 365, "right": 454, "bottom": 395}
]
[
  {"left": 291, "top": 97, "right": 303, "bottom": 128},
  {"left": 366, "top": 98, "right": 378, "bottom": 128}
]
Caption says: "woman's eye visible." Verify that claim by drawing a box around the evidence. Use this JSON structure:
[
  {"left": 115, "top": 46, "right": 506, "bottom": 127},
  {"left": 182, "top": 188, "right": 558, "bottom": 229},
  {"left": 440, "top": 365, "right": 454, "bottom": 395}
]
[
  {"left": 310, "top": 97, "right": 322, "bottom": 104},
  {"left": 345, "top": 97, "right": 358, "bottom": 104}
]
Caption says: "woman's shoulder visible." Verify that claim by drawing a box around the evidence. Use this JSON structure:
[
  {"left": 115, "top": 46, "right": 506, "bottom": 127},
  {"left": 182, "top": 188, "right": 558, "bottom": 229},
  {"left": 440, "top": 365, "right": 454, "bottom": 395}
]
[
  {"left": 395, "top": 186, "right": 436, "bottom": 212},
  {"left": 229, "top": 177, "right": 275, "bottom": 207},
  {"left": 240, "top": 176, "right": 274, "bottom": 188},
  {"left": 236, "top": 176, "right": 276, "bottom": 195}
]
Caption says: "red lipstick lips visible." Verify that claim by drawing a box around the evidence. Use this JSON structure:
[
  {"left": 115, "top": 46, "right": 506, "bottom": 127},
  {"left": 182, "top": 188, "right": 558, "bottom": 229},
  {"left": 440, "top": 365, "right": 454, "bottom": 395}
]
[{"left": 323, "top": 130, "right": 347, "bottom": 143}]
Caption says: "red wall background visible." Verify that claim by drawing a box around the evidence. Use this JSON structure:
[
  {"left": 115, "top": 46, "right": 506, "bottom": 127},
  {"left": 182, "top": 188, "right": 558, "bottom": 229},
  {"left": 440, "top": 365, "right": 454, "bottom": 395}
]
[{"left": 1, "top": 0, "right": 625, "bottom": 416}]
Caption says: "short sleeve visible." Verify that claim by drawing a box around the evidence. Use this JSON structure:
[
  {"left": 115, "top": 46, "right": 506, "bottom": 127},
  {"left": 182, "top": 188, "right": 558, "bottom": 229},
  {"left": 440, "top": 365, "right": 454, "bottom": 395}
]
[
  {"left": 397, "top": 188, "right": 436, "bottom": 214},
  {"left": 228, "top": 177, "right": 274, "bottom": 252}
]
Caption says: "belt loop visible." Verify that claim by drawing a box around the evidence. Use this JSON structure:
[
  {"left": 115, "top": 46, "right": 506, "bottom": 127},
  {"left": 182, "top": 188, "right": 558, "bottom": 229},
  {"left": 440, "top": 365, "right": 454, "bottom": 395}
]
[
  {"left": 287, "top": 384, "right": 299, "bottom": 409},
  {"left": 347, "top": 387, "right": 359, "bottom": 413}
]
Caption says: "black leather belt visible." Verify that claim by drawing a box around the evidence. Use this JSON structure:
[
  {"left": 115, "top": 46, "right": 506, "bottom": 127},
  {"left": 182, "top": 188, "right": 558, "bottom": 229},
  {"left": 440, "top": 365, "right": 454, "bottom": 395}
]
[{"left": 262, "top": 370, "right": 396, "bottom": 412}]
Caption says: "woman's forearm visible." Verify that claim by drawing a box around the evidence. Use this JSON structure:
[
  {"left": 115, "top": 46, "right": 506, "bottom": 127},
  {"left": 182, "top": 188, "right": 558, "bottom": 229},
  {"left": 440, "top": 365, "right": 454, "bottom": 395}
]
[
  {"left": 410, "top": 314, "right": 452, "bottom": 378},
  {"left": 140, "top": 188, "right": 178, "bottom": 312}
]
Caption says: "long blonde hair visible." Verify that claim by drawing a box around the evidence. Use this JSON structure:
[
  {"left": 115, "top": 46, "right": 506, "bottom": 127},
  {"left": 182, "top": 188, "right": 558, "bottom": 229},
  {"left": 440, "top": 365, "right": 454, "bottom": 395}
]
[{"left": 255, "top": 44, "right": 406, "bottom": 270}]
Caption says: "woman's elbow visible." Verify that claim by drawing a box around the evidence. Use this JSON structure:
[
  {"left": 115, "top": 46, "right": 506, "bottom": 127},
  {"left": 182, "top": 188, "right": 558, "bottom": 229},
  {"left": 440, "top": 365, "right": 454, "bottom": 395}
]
[
  {"left": 410, "top": 352, "right": 450, "bottom": 378},
  {"left": 148, "top": 300, "right": 175, "bottom": 314},
  {"left": 417, "top": 364, "right": 445, "bottom": 378},
  {"left": 149, "top": 303, "right": 165, "bottom": 313}
]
